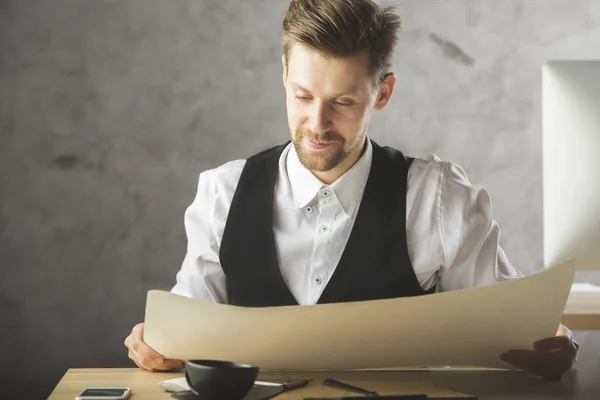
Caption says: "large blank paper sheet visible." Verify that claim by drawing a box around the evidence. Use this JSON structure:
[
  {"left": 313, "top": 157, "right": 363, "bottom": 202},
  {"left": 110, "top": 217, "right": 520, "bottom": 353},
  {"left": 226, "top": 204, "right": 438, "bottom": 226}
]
[{"left": 144, "top": 261, "right": 574, "bottom": 370}]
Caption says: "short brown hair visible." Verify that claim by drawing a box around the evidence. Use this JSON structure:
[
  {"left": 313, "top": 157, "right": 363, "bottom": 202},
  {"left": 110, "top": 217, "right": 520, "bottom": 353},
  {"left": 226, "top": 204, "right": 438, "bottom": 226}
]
[{"left": 282, "top": 0, "right": 401, "bottom": 85}]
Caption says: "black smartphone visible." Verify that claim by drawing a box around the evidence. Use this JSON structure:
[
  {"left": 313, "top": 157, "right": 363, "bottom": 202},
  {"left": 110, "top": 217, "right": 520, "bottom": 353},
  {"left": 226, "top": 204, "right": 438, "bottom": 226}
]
[{"left": 75, "top": 387, "right": 131, "bottom": 400}]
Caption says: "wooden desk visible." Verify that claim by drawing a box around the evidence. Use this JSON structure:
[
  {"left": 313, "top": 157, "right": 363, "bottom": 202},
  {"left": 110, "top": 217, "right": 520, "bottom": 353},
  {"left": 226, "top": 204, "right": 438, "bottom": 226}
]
[
  {"left": 47, "top": 290, "right": 600, "bottom": 398},
  {"left": 562, "top": 291, "right": 600, "bottom": 330},
  {"left": 49, "top": 367, "right": 600, "bottom": 400}
]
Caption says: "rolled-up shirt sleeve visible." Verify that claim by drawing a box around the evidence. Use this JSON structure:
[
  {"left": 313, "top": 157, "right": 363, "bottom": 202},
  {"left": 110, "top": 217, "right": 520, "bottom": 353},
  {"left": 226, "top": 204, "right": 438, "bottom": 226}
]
[
  {"left": 170, "top": 170, "right": 227, "bottom": 303},
  {"left": 438, "top": 162, "right": 524, "bottom": 291}
]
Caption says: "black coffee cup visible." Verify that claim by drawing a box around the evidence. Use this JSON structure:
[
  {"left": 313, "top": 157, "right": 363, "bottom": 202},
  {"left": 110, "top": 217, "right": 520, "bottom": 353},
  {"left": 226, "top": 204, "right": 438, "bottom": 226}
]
[{"left": 184, "top": 359, "right": 259, "bottom": 400}]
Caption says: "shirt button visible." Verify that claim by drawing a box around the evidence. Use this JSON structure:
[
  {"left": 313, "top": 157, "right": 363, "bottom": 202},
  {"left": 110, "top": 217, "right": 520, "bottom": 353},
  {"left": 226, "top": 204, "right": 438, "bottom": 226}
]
[
  {"left": 319, "top": 188, "right": 331, "bottom": 198},
  {"left": 315, "top": 277, "right": 323, "bottom": 284},
  {"left": 321, "top": 225, "right": 329, "bottom": 233},
  {"left": 306, "top": 206, "right": 313, "bottom": 213}
]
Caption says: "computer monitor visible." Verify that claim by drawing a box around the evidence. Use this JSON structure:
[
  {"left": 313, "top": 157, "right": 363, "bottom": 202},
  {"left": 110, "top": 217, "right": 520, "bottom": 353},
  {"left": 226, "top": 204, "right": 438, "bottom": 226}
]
[{"left": 542, "top": 61, "right": 600, "bottom": 271}]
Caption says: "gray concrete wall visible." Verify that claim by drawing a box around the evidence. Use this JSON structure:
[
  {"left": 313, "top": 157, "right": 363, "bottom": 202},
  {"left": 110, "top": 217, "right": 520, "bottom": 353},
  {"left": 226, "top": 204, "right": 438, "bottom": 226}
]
[{"left": 1, "top": 0, "right": 599, "bottom": 397}]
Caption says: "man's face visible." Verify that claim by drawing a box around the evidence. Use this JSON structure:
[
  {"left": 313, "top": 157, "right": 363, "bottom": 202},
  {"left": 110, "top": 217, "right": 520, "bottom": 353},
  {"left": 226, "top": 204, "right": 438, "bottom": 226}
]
[{"left": 283, "top": 45, "right": 378, "bottom": 172}]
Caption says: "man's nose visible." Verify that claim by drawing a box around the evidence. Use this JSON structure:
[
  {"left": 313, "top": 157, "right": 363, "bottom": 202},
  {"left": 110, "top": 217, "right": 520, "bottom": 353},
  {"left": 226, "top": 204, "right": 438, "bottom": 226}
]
[{"left": 308, "top": 102, "right": 332, "bottom": 134}]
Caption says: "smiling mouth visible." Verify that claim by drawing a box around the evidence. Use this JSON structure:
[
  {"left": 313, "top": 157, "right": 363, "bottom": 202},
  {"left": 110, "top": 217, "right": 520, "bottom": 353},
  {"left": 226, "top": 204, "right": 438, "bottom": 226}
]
[
  {"left": 305, "top": 139, "right": 334, "bottom": 149},
  {"left": 307, "top": 138, "right": 337, "bottom": 145}
]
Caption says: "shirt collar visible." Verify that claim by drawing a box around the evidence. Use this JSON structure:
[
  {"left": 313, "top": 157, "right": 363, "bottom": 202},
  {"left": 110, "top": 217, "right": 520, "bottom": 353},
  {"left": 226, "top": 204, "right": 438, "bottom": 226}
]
[{"left": 285, "top": 139, "right": 373, "bottom": 217}]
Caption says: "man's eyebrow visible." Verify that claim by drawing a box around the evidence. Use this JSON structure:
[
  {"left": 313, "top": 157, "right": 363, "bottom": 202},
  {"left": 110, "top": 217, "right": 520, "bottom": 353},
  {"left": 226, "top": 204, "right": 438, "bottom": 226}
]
[
  {"left": 290, "top": 82, "right": 312, "bottom": 93},
  {"left": 289, "top": 82, "right": 357, "bottom": 97}
]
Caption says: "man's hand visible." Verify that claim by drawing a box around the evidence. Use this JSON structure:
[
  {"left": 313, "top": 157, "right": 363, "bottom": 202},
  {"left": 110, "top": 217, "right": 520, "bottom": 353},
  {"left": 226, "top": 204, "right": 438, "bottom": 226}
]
[
  {"left": 124, "top": 322, "right": 184, "bottom": 372},
  {"left": 500, "top": 324, "right": 579, "bottom": 380}
]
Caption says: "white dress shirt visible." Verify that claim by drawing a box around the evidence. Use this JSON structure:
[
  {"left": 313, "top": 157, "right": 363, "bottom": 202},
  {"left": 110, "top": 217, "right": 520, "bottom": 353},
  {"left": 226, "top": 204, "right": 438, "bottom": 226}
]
[{"left": 171, "top": 139, "right": 523, "bottom": 305}]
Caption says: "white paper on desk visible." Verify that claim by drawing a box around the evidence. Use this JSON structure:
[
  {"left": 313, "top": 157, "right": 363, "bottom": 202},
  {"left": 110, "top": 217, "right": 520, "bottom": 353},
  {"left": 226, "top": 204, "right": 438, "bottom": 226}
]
[{"left": 143, "top": 261, "right": 574, "bottom": 371}]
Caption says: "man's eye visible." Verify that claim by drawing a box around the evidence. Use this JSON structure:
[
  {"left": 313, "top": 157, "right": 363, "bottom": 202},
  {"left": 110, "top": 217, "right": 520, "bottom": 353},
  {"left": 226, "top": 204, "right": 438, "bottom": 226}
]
[
  {"left": 334, "top": 101, "right": 353, "bottom": 107},
  {"left": 295, "top": 95, "right": 311, "bottom": 101}
]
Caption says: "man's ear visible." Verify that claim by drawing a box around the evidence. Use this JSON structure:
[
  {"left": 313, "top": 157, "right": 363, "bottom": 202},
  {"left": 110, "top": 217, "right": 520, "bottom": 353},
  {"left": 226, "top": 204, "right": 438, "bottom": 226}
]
[
  {"left": 373, "top": 72, "right": 396, "bottom": 110},
  {"left": 282, "top": 55, "right": 288, "bottom": 88}
]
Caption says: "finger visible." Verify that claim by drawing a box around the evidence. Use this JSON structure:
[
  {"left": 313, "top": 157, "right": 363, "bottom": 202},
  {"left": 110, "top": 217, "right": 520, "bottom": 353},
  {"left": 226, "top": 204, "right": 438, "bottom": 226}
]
[
  {"left": 500, "top": 350, "right": 538, "bottom": 371},
  {"left": 533, "top": 336, "right": 571, "bottom": 351},
  {"left": 131, "top": 324, "right": 165, "bottom": 363},
  {"left": 132, "top": 356, "right": 151, "bottom": 371},
  {"left": 125, "top": 331, "right": 163, "bottom": 362},
  {"left": 500, "top": 350, "right": 574, "bottom": 380},
  {"left": 162, "top": 359, "right": 185, "bottom": 371},
  {"left": 501, "top": 350, "right": 551, "bottom": 372},
  {"left": 500, "top": 353, "right": 543, "bottom": 377},
  {"left": 124, "top": 333, "right": 131, "bottom": 348},
  {"left": 128, "top": 349, "right": 148, "bottom": 370},
  {"left": 128, "top": 350, "right": 157, "bottom": 372},
  {"left": 126, "top": 336, "right": 157, "bottom": 371},
  {"left": 503, "top": 346, "right": 572, "bottom": 359},
  {"left": 128, "top": 323, "right": 180, "bottom": 371},
  {"left": 131, "top": 338, "right": 165, "bottom": 364},
  {"left": 502, "top": 349, "right": 569, "bottom": 360},
  {"left": 129, "top": 347, "right": 165, "bottom": 371},
  {"left": 130, "top": 348, "right": 183, "bottom": 372},
  {"left": 533, "top": 357, "right": 573, "bottom": 381}
]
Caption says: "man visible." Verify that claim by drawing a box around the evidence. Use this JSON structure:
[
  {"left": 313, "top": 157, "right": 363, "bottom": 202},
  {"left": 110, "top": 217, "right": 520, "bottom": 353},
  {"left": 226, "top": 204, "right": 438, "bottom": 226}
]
[{"left": 125, "top": 0, "right": 578, "bottom": 379}]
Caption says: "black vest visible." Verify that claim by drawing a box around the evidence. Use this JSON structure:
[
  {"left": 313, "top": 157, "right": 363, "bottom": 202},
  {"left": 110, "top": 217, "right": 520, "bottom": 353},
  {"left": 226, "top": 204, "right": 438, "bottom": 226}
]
[{"left": 219, "top": 140, "right": 434, "bottom": 307}]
